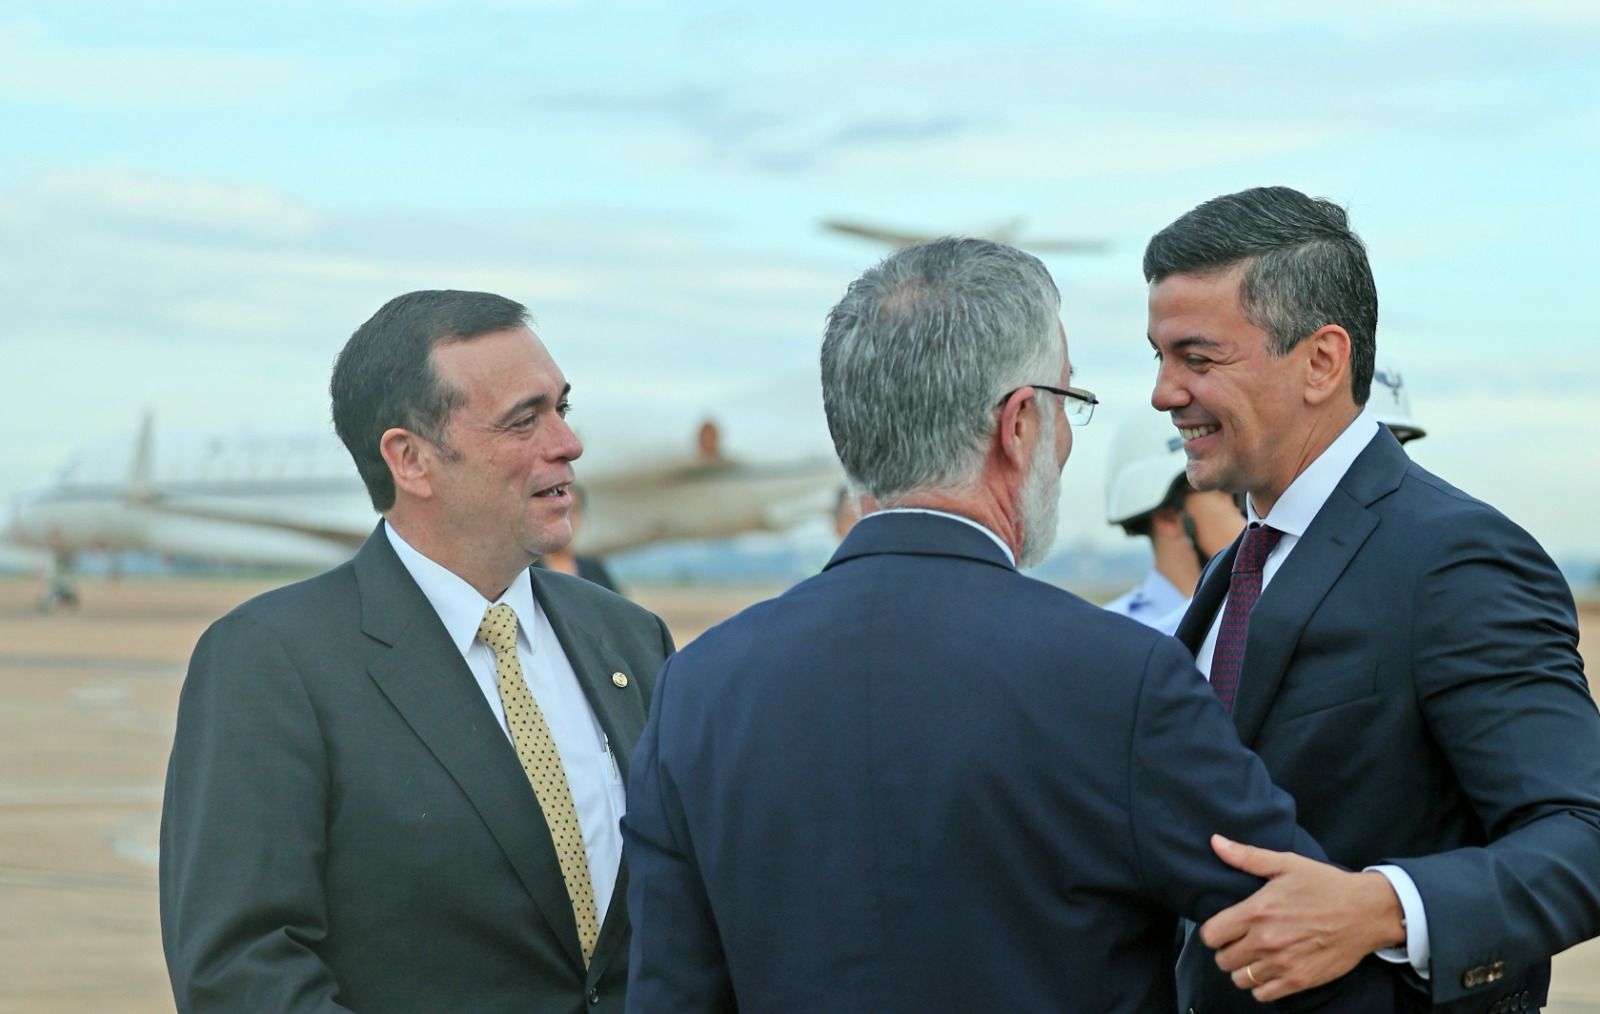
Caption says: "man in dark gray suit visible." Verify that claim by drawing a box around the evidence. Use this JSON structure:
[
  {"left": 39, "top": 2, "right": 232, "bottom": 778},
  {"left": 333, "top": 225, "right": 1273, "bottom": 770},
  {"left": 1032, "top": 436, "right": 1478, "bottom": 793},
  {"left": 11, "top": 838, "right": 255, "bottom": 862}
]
[
  {"left": 1145, "top": 187, "right": 1600, "bottom": 1012},
  {"left": 159, "top": 290, "right": 674, "bottom": 1013}
]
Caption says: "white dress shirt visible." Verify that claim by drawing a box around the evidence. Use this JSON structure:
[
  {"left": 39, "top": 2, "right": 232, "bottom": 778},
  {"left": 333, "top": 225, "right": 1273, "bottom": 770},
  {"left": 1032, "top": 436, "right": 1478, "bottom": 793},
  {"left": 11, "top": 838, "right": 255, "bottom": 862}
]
[
  {"left": 1190, "top": 409, "right": 1430, "bottom": 978},
  {"left": 384, "top": 523, "right": 627, "bottom": 922}
]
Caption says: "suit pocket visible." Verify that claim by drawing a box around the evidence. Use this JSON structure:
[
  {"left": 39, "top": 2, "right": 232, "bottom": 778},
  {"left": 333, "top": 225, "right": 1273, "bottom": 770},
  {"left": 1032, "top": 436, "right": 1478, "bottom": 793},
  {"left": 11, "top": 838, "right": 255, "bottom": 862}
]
[{"left": 1272, "top": 661, "right": 1379, "bottom": 721}]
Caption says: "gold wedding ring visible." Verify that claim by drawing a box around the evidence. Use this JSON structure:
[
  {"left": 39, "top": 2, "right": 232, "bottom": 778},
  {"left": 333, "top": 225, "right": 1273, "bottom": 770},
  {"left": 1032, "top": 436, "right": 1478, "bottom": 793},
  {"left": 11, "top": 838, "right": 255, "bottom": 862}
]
[{"left": 1245, "top": 964, "right": 1262, "bottom": 986}]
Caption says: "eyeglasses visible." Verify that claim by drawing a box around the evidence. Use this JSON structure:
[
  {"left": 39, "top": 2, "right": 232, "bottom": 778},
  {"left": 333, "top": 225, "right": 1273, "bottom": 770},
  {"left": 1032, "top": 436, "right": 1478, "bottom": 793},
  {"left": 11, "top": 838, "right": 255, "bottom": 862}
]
[{"left": 997, "top": 384, "right": 1098, "bottom": 425}]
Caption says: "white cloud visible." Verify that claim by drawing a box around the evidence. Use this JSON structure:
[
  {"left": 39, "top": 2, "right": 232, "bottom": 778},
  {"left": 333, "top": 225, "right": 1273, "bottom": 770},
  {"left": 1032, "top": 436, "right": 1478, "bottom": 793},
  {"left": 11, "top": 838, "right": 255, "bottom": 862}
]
[
  {"left": 37, "top": 168, "right": 321, "bottom": 239},
  {"left": 0, "top": 21, "right": 319, "bottom": 107},
  {"left": 0, "top": 169, "right": 847, "bottom": 511},
  {"left": 817, "top": 123, "right": 1339, "bottom": 183},
  {"left": 2, "top": 1, "right": 1595, "bottom": 563}
]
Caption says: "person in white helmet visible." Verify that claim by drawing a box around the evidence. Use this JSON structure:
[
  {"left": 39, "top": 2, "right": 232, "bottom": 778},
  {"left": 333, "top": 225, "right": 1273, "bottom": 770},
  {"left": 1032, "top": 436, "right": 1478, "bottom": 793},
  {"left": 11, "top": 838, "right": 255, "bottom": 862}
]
[
  {"left": 1102, "top": 410, "right": 1245, "bottom": 633},
  {"left": 1368, "top": 356, "right": 1425, "bottom": 444}
]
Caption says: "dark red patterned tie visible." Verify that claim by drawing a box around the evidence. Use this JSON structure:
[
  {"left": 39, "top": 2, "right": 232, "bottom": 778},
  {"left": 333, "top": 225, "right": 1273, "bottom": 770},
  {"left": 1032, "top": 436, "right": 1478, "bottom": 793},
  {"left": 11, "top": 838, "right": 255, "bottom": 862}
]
[{"left": 1209, "top": 524, "right": 1283, "bottom": 712}]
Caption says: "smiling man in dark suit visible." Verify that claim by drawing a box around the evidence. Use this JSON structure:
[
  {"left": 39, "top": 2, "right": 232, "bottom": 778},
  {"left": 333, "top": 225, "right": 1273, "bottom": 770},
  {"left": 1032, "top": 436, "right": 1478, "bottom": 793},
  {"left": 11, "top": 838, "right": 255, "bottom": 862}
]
[
  {"left": 1145, "top": 187, "right": 1600, "bottom": 1012},
  {"left": 159, "top": 290, "right": 673, "bottom": 1013},
  {"left": 621, "top": 238, "right": 1383, "bottom": 1013}
]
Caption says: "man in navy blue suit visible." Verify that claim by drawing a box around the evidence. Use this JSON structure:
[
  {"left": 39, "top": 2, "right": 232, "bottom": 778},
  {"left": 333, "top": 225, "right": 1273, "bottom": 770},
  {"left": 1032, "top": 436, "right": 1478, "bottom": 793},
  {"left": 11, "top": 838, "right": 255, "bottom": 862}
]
[
  {"left": 1145, "top": 187, "right": 1600, "bottom": 1012},
  {"left": 622, "top": 238, "right": 1380, "bottom": 1012}
]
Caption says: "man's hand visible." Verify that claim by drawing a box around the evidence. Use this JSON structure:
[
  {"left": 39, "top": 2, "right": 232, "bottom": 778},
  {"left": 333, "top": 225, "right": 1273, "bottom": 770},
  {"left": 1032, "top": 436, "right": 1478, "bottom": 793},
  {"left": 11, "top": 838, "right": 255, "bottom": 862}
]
[{"left": 1200, "top": 834, "right": 1407, "bottom": 1003}]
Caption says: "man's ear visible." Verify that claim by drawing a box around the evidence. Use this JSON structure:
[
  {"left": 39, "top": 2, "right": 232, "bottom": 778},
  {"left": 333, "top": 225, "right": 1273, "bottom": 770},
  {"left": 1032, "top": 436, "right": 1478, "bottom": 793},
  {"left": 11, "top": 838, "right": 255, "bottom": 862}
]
[
  {"left": 995, "top": 387, "right": 1037, "bottom": 474},
  {"left": 380, "top": 427, "right": 436, "bottom": 500},
  {"left": 1302, "top": 325, "right": 1353, "bottom": 407}
]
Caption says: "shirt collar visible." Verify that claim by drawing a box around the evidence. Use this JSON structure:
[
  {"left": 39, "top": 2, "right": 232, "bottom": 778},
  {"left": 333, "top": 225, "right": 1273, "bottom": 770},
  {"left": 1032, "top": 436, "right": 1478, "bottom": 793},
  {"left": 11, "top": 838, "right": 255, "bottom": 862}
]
[
  {"left": 1248, "top": 408, "right": 1380, "bottom": 536},
  {"left": 1136, "top": 568, "right": 1185, "bottom": 609},
  {"left": 864, "top": 507, "right": 1017, "bottom": 567},
  {"left": 383, "top": 521, "right": 539, "bottom": 658}
]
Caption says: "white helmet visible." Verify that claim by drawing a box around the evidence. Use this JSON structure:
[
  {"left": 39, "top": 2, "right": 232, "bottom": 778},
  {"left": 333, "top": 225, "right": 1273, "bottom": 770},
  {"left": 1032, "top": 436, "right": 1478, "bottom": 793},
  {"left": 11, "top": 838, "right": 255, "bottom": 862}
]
[
  {"left": 1369, "top": 356, "right": 1425, "bottom": 443},
  {"left": 1105, "top": 411, "right": 1188, "bottom": 525}
]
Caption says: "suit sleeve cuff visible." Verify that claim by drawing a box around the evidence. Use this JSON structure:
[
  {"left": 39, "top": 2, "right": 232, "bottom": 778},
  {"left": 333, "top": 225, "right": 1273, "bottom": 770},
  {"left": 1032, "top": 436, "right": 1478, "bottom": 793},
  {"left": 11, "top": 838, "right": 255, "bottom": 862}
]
[{"left": 1367, "top": 864, "right": 1430, "bottom": 980}]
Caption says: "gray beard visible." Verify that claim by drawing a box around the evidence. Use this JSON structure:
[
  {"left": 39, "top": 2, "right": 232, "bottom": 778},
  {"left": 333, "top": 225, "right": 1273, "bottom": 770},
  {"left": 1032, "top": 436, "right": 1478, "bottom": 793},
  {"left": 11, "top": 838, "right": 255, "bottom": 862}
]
[{"left": 1016, "top": 425, "right": 1062, "bottom": 569}]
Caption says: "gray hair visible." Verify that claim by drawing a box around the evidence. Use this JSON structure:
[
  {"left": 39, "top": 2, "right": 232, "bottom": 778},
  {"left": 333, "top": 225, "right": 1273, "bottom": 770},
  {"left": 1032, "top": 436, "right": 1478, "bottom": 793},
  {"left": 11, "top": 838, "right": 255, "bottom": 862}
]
[
  {"left": 820, "top": 237, "right": 1063, "bottom": 502},
  {"left": 1143, "top": 186, "right": 1378, "bottom": 405}
]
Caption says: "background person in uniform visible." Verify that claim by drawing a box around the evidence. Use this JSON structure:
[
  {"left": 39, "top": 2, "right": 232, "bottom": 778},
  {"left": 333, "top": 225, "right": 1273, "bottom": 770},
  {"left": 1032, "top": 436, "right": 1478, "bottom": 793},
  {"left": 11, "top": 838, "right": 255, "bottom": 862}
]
[
  {"left": 1369, "top": 354, "right": 1426, "bottom": 444},
  {"left": 622, "top": 238, "right": 1382, "bottom": 1013},
  {"left": 159, "top": 290, "right": 674, "bottom": 1013},
  {"left": 1102, "top": 410, "right": 1245, "bottom": 632},
  {"left": 1142, "top": 187, "right": 1600, "bottom": 1011},
  {"left": 536, "top": 482, "right": 622, "bottom": 594}
]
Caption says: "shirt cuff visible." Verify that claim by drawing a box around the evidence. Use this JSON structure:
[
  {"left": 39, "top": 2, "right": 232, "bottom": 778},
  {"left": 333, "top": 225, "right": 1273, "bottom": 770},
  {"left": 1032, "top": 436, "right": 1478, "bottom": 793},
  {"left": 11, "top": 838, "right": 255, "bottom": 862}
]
[{"left": 1367, "top": 864, "right": 1430, "bottom": 980}]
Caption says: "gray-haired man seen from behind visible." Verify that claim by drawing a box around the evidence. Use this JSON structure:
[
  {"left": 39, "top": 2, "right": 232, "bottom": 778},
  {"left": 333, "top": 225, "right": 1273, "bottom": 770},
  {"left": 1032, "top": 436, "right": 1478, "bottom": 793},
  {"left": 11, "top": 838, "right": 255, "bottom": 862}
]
[{"left": 622, "top": 238, "right": 1380, "bottom": 1012}]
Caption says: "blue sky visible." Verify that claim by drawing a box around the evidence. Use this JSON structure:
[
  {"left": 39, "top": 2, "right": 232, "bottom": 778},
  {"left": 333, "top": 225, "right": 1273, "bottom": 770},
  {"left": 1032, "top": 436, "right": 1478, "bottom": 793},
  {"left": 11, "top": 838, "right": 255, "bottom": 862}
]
[{"left": 3, "top": 0, "right": 1597, "bottom": 558}]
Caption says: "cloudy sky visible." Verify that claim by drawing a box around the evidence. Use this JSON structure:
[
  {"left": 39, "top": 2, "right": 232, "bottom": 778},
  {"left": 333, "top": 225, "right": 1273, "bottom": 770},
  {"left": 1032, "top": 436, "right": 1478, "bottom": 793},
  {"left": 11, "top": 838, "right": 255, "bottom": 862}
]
[{"left": 3, "top": 0, "right": 1596, "bottom": 559}]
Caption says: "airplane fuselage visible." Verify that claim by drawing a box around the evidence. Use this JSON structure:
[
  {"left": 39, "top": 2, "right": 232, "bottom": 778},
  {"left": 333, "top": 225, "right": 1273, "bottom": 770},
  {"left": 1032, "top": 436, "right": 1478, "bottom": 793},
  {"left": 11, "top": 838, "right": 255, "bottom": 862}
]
[{"left": 5, "top": 422, "right": 842, "bottom": 573}]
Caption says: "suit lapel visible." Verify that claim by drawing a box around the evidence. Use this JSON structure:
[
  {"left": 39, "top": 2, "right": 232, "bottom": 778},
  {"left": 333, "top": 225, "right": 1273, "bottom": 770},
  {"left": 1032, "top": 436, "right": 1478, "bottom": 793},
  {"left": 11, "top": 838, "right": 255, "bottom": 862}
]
[
  {"left": 1230, "top": 492, "right": 1377, "bottom": 745},
  {"left": 1177, "top": 545, "right": 1234, "bottom": 651},
  {"left": 530, "top": 569, "right": 653, "bottom": 976},
  {"left": 1229, "top": 432, "right": 1407, "bottom": 745},
  {"left": 353, "top": 529, "right": 585, "bottom": 973}
]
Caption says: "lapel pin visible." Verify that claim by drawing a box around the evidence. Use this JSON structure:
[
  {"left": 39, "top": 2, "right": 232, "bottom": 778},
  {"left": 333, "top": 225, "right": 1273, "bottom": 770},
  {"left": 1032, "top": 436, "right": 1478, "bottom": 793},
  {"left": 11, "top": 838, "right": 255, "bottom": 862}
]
[{"left": 612, "top": 672, "right": 629, "bottom": 688}]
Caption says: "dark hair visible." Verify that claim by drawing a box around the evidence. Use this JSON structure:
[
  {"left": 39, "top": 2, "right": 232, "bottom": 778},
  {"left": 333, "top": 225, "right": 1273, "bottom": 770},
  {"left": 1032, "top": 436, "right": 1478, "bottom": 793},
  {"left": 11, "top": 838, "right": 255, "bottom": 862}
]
[
  {"left": 1143, "top": 186, "right": 1377, "bottom": 405},
  {"left": 331, "top": 290, "right": 529, "bottom": 510},
  {"left": 1117, "top": 473, "right": 1193, "bottom": 538}
]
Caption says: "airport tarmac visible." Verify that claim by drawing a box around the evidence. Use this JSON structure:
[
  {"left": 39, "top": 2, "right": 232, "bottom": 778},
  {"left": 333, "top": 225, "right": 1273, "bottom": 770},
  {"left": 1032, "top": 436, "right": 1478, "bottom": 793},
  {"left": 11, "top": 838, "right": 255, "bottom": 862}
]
[{"left": 1, "top": 575, "right": 1597, "bottom": 1013}]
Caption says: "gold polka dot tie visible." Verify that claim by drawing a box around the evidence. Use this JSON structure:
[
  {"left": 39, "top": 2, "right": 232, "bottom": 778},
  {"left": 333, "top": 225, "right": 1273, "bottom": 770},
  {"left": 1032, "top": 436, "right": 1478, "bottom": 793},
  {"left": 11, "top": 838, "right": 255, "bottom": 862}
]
[{"left": 477, "top": 603, "right": 599, "bottom": 965}]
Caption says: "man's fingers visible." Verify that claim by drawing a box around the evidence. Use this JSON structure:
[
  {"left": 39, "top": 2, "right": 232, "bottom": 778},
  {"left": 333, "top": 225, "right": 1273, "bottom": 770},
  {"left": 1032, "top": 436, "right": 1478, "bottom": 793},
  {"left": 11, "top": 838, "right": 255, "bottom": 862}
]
[
  {"left": 1198, "top": 900, "right": 1250, "bottom": 951},
  {"left": 1230, "top": 961, "right": 1308, "bottom": 1004},
  {"left": 1210, "top": 833, "right": 1292, "bottom": 878},
  {"left": 1210, "top": 934, "right": 1257, "bottom": 971},
  {"left": 1232, "top": 962, "right": 1261, "bottom": 990}
]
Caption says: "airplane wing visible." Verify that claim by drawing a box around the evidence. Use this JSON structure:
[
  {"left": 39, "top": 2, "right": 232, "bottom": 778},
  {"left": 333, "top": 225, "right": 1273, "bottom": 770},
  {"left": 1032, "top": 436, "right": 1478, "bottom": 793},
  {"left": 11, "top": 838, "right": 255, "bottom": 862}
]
[
  {"left": 823, "top": 217, "right": 1109, "bottom": 255},
  {"left": 143, "top": 491, "right": 375, "bottom": 547},
  {"left": 821, "top": 219, "right": 937, "bottom": 248},
  {"left": 1022, "top": 238, "right": 1112, "bottom": 254},
  {"left": 578, "top": 454, "right": 842, "bottom": 554}
]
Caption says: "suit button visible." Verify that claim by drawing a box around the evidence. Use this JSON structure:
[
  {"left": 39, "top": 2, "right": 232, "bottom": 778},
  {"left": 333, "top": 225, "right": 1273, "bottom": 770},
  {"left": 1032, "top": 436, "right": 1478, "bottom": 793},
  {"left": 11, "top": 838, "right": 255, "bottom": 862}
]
[
  {"left": 588, "top": 987, "right": 600, "bottom": 1005},
  {"left": 612, "top": 672, "right": 629, "bottom": 688}
]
